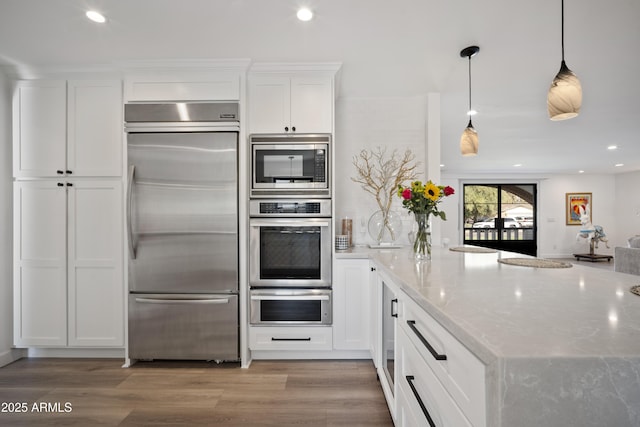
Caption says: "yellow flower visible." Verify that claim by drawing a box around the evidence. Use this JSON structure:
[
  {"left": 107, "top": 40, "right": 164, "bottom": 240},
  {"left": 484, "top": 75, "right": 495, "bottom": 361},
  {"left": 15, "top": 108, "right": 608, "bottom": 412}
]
[{"left": 424, "top": 181, "right": 440, "bottom": 201}]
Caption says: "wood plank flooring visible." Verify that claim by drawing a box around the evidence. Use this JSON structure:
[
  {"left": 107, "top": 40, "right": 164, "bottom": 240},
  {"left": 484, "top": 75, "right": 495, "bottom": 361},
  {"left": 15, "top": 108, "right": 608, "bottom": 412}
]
[{"left": 0, "top": 358, "right": 393, "bottom": 426}]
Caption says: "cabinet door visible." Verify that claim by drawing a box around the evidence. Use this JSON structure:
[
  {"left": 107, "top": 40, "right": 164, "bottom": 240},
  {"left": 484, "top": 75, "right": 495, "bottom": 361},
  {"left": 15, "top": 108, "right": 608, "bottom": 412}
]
[
  {"left": 13, "top": 80, "right": 67, "bottom": 178},
  {"left": 333, "top": 258, "right": 371, "bottom": 350},
  {"left": 13, "top": 181, "right": 67, "bottom": 346},
  {"left": 67, "top": 80, "right": 123, "bottom": 177},
  {"left": 290, "top": 76, "right": 333, "bottom": 133},
  {"left": 248, "top": 76, "right": 291, "bottom": 134},
  {"left": 67, "top": 181, "right": 124, "bottom": 347}
]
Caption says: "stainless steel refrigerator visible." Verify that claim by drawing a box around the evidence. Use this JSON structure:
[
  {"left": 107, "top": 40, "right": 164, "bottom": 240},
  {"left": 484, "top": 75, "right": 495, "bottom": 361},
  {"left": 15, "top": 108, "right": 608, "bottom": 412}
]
[{"left": 125, "top": 102, "right": 239, "bottom": 362}]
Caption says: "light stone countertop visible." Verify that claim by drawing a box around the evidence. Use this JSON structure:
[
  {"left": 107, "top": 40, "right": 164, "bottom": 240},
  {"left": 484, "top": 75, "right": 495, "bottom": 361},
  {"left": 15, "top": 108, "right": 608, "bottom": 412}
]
[{"left": 340, "top": 245, "right": 640, "bottom": 426}]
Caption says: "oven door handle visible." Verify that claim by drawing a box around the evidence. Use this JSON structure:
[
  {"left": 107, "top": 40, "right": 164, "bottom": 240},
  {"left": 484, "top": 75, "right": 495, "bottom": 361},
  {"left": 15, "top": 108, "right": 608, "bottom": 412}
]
[
  {"left": 250, "top": 219, "right": 330, "bottom": 228},
  {"left": 250, "top": 295, "right": 330, "bottom": 301}
]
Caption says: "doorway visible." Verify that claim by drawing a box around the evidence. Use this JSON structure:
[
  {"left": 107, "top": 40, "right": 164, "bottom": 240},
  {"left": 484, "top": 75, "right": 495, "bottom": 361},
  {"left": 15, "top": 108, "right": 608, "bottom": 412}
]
[{"left": 463, "top": 184, "right": 537, "bottom": 256}]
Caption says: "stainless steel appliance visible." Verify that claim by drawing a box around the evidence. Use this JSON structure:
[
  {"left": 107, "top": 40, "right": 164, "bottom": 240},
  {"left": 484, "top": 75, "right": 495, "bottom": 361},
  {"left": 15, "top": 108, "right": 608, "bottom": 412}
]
[
  {"left": 249, "top": 198, "right": 332, "bottom": 326},
  {"left": 249, "top": 199, "right": 332, "bottom": 288},
  {"left": 250, "top": 134, "right": 330, "bottom": 198},
  {"left": 125, "top": 102, "right": 239, "bottom": 361},
  {"left": 382, "top": 280, "right": 397, "bottom": 393},
  {"left": 249, "top": 288, "right": 332, "bottom": 325}
]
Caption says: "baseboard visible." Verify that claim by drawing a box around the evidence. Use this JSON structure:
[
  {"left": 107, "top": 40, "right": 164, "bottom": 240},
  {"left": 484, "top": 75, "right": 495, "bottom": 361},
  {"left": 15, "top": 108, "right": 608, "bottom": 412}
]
[
  {"left": 25, "top": 347, "right": 125, "bottom": 359},
  {"left": 250, "top": 349, "right": 372, "bottom": 360},
  {"left": 0, "top": 348, "right": 27, "bottom": 367}
]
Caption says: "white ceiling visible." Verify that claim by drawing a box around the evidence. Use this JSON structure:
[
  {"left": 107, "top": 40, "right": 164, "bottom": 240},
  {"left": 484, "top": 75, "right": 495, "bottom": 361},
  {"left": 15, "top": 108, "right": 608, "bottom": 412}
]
[{"left": 1, "top": 0, "right": 639, "bottom": 175}]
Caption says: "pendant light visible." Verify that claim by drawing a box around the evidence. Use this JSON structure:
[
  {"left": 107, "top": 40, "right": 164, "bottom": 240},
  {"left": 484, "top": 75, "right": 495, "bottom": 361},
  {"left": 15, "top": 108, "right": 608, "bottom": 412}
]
[
  {"left": 460, "top": 46, "right": 480, "bottom": 156},
  {"left": 547, "top": 0, "right": 582, "bottom": 120}
]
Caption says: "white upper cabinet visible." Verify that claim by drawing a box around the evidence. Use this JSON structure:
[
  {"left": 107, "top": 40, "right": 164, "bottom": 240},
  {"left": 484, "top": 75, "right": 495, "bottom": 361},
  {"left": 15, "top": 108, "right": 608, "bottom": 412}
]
[
  {"left": 13, "top": 79, "right": 123, "bottom": 178},
  {"left": 12, "top": 80, "right": 67, "bottom": 178},
  {"left": 249, "top": 72, "right": 335, "bottom": 134},
  {"left": 67, "top": 80, "right": 123, "bottom": 177},
  {"left": 124, "top": 71, "right": 241, "bottom": 102}
]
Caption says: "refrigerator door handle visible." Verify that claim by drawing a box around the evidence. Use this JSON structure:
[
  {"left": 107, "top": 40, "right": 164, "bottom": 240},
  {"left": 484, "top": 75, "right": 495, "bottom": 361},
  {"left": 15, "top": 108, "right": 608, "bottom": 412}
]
[
  {"left": 135, "top": 297, "right": 231, "bottom": 305},
  {"left": 127, "top": 165, "right": 137, "bottom": 259}
]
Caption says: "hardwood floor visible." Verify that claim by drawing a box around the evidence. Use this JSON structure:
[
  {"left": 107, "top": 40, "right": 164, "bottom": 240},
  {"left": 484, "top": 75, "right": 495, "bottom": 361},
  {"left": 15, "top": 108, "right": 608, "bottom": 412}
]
[{"left": 0, "top": 358, "right": 393, "bottom": 426}]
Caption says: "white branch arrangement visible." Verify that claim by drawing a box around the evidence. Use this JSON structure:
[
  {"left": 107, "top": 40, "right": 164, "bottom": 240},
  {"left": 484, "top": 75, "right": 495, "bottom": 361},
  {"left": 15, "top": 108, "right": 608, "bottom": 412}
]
[{"left": 351, "top": 147, "right": 418, "bottom": 242}]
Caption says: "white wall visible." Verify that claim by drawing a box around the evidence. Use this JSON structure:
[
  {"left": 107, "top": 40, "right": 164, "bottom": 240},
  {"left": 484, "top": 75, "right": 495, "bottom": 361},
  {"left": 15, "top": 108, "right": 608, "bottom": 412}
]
[
  {"left": 334, "top": 96, "right": 428, "bottom": 247},
  {"left": 613, "top": 171, "right": 640, "bottom": 243},
  {"left": 0, "top": 68, "right": 20, "bottom": 366}
]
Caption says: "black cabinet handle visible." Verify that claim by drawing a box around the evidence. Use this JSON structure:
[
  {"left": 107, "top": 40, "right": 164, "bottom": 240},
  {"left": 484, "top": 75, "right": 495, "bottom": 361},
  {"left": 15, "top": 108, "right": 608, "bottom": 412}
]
[
  {"left": 66, "top": 182, "right": 73, "bottom": 187},
  {"left": 56, "top": 170, "right": 64, "bottom": 175},
  {"left": 284, "top": 126, "right": 289, "bottom": 132},
  {"left": 291, "top": 126, "right": 296, "bottom": 132},
  {"left": 271, "top": 337, "right": 311, "bottom": 341},
  {"left": 66, "top": 170, "right": 72, "bottom": 174},
  {"left": 391, "top": 298, "right": 398, "bottom": 318},
  {"left": 406, "top": 375, "right": 437, "bottom": 427},
  {"left": 407, "top": 320, "right": 447, "bottom": 361},
  {"left": 57, "top": 182, "right": 64, "bottom": 187},
  {"left": 371, "top": 267, "right": 376, "bottom": 271}
]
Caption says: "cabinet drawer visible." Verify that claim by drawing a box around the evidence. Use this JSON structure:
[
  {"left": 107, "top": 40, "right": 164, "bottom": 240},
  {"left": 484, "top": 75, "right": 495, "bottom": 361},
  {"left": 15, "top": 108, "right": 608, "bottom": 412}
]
[
  {"left": 401, "top": 297, "right": 486, "bottom": 426},
  {"left": 397, "top": 327, "right": 472, "bottom": 427},
  {"left": 249, "top": 326, "right": 332, "bottom": 351}
]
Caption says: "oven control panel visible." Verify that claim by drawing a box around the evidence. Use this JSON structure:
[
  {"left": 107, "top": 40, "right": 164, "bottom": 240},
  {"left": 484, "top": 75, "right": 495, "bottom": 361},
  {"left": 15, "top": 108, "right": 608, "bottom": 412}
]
[{"left": 250, "top": 199, "right": 331, "bottom": 217}]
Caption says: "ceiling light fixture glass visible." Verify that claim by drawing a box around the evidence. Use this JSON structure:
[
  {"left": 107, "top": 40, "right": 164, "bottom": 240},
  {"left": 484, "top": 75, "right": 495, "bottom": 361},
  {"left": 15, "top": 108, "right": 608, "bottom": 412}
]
[
  {"left": 297, "top": 8, "right": 313, "bottom": 21},
  {"left": 86, "top": 10, "right": 106, "bottom": 23},
  {"left": 547, "top": 0, "right": 581, "bottom": 120},
  {"left": 460, "top": 45, "right": 480, "bottom": 156}
]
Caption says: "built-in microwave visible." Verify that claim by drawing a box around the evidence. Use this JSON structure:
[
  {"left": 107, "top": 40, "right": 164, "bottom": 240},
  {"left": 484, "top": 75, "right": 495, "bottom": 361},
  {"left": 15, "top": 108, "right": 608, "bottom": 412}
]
[{"left": 250, "top": 134, "right": 330, "bottom": 198}]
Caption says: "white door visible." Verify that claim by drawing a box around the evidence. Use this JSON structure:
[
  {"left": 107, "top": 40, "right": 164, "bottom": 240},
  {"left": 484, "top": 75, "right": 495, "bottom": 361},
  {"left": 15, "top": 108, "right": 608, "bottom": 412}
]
[
  {"left": 13, "top": 181, "right": 67, "bottom": 346},
  {"left": 67, "top": 180, "right": 124, "bottom": 347},
  {"left": 67, "top": 80, "right": 123, "bottom": 177},
  {"left": 249, "top": 76, "right": 291, "bottom": 134},
  {"left": 12, "top": 80, "right": 67, "bottom": 178},
  {"left": 333, "top": 258, "right": 371, "bottom": 350},
  {"left": 290, "top": 76, "right": 333, "bottom": 133}
]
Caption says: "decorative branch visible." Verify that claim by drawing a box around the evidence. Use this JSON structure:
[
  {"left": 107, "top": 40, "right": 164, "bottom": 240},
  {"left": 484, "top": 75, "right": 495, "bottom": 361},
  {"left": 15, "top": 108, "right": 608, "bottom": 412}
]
[{"left": 351, "top": 147, "right": 419, "bottom": 241}]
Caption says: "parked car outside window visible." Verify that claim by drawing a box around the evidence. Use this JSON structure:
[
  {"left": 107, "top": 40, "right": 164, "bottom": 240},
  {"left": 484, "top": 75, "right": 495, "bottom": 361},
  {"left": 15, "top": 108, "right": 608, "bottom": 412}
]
[{"left": 472, "top": 217, "right": 520, "bottom": 228}]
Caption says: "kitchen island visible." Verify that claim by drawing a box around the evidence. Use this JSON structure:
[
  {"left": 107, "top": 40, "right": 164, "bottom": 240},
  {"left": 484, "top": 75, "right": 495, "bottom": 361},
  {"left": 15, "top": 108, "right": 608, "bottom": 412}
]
[{"left": 360, "top": 246, "right": 640, "bottom": 426}]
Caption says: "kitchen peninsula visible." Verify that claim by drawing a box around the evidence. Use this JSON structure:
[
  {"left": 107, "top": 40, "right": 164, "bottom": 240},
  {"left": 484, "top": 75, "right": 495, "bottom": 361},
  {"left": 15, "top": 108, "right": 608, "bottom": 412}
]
[{"left": 339, "top": 247, "right": 640, "bottom": 427}]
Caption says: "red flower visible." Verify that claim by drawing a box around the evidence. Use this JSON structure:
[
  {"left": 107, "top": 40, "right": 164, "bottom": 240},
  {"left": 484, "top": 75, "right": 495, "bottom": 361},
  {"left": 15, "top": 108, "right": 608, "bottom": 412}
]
[
  {"left": 402, "top": 188, "right": 412, "bottom": 200},
  {"left": 443, "top": 186, "right": 455, "bottom": 196}
]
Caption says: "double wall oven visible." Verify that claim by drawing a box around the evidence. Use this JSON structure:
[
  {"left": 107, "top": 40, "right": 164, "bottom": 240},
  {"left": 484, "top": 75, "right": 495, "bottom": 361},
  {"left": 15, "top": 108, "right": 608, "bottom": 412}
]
[{"left": 249, "top": 134, "right": 332, "bottom": 326}]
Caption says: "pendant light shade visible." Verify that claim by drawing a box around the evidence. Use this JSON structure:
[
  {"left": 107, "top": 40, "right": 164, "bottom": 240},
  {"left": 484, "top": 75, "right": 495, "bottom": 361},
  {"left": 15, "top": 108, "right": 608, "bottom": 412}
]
[
  {"left": 547, "top": 0, "right": 582, "bottom": 120},
  {"left": 460, "top": 46, "right": 479, "bottom": 156},
  {"left": 460, "top": 119, "right": 478, "bottom": 156}
]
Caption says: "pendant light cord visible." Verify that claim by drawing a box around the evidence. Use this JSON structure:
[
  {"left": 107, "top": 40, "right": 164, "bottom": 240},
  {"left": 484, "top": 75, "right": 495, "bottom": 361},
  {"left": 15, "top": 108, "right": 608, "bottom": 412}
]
[
  {"left": 561, "top": 0, "right": 565, "bottom": 61},
  {"left": 468, "top": 55, "right": 473, "bottom": 123}
]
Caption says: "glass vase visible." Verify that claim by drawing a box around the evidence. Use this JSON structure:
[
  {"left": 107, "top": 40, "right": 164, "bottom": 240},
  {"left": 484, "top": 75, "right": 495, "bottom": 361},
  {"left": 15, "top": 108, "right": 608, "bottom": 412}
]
[
  {"left": 368, "top": 210, "right": 403, "bottom": 247},
  {"left": 413, "top": 213, "right": 432, "bottom": 260}
]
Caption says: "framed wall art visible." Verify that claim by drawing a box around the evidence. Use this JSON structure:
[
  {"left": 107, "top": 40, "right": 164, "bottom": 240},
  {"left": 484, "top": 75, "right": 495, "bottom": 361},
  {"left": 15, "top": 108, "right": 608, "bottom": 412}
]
[{"left": 566, "top": 192, "right": 592, "bottom": 225}]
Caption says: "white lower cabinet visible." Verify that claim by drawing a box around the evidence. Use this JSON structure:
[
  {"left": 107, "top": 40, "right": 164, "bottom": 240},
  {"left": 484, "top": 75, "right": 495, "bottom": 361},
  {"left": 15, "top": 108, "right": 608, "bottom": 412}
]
[
  {"left": 13, "top": 180, "right": 124, "bottom": 348},
  {"left": 249, "top": 326, "right": 333, "bottom": 351},
  {"left": 332, "top": 258, "right": 371, "bottom": 350},
  {"left": 372, "top": 263, "right": 487, "bottom": 427}
]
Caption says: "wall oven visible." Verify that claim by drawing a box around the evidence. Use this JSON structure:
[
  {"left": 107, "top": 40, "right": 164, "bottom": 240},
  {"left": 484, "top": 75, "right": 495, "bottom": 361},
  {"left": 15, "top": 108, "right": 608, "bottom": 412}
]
[
  {"left": 250, "top": 134, "right": 330, "bottom": 198},
  {"left": 250, "top": 289, "right": 331, "bottom": 325},
  {"left": 249, "top": 199, "right": 332, "bottom": 288}
]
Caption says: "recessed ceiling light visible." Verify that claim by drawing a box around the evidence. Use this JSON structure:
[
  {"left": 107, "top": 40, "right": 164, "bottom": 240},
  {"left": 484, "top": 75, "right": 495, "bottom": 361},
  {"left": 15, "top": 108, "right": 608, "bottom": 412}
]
[
  {"left": 615, "top": 163, "right": 624, "bottom": 167},
  {"left": 513, "top": 164, "right": 522, "bottom": 167},
  {"left": 578, "top": 170, "right": 585, "bottom": 174},
  {"left": 86, "top": 10, "right": 106, "bottom": 23},
  {"left": 440, "top": 164, "right": 445, "bottom": 168},
  {"left": 607, "top": 145, "right": 618, "bottom": 150},
  {"left": 297, "top": 8, "right": 313, "bottom": 21}
]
